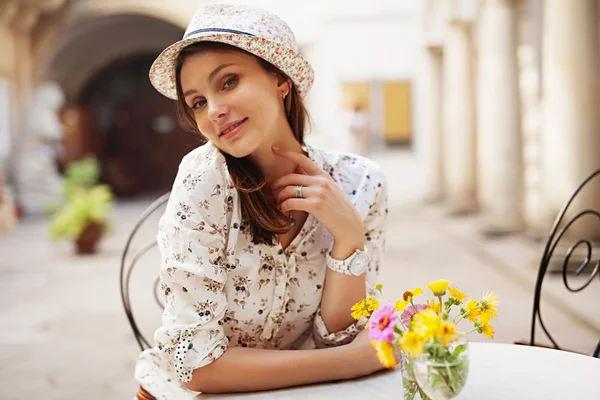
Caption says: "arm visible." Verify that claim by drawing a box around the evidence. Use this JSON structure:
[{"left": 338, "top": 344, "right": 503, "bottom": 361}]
[
  {"left": 153, "top": 149, "right": 231, "bottom": 384},
  {"left": 270, "top": 147, "right": 388, "bottom": 346},
  {"left": 319, "top": 231, "right": 367, "bottom": 333},
  {"left": 184, "top": 338, "right": 381, "bottom": 393},
  {"left": 318, "top": 167, "right": 388, "bottom": 339}
]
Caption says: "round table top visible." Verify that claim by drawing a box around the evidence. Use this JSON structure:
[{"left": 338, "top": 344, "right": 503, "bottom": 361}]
[{"left": 197, "top": 343, "right": 600, "bottom": 400}]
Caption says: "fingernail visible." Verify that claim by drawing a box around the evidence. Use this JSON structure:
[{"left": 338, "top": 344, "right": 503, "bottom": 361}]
[{"left": 272, "top": 146, "right": 280, "bottom": 152}]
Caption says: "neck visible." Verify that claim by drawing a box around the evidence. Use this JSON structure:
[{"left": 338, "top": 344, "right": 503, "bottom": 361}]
[{"left": 247, "top": 124, "right": 303, "bottom": 183}]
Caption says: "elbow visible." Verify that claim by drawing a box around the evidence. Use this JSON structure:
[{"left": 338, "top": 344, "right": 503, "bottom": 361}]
[
  {"left": 182, "top": 381, "right": 199, "bottom": 392},
  {"left": 181, "top": 369, "right": 211, "bottom": 393},
  {"left": 182, "top": 377, "right": 211, "bottom": 393},
  {"left": 183, "top": 380, "right": 223, "bottom": 394},
  {"left": 181, "top": 361, "right": 225, "bottom": 393}
]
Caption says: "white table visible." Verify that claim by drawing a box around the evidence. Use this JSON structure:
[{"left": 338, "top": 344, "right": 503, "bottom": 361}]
[{"left": 196, "top": 343, "right": 600, "bottom": 400}]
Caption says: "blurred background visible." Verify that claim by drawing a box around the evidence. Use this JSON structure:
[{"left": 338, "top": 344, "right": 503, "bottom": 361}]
[{"left": 0, "top": 0, "right": 599, "bottom": 398}]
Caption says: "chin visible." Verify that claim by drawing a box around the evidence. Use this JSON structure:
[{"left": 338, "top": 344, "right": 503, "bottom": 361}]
[{"left": 218, "top": 139, "right": 256, "bottom": 159}]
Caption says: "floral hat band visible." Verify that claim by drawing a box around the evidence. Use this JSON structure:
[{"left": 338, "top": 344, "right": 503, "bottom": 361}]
[{"left": 149, "top": 4, "right": 315, "bottom": 100}]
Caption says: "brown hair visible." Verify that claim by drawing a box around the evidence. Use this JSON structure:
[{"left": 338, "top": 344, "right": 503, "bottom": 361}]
[{"left": 174, "top": 41, "right": 310, "bottom": 245}]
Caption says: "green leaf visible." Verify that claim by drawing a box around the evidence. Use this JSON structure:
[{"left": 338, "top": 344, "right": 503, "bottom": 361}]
[
  {"left": 453, "top": 344, "right": 467, "bottom": 357},
  {"left": 48, "top": 159, "right": 114, "bottom": 243}
]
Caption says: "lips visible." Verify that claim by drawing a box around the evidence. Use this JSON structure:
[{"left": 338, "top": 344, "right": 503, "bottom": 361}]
[{"left": 219, "top": 118, "right": 247, "bottom": 136}]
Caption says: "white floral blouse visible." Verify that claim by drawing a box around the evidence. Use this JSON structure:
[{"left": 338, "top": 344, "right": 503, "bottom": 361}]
[{"left": 135, "top": 141, "right": 388, "bottom": 398}]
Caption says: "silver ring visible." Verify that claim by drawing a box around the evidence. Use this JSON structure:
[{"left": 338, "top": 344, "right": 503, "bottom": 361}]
[{"left": 295, "top": 185, "right": 303, "bottom": 199}]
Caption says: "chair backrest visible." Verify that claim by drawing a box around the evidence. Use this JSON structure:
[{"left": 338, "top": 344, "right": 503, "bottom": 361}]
[
  {"left": 529, "top": 168, "right": 600, "bottom": 358},
  {"left": 120, "top": 192, "right": 171, "bottom": 351}
]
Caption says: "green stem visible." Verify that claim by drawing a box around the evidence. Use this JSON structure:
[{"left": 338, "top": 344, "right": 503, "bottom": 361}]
[{"left": 444, "top": 364, "right": 457, "bottom": 395}]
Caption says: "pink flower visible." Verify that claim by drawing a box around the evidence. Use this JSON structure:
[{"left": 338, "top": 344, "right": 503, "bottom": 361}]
[
  {"left": 369, "top": 304, "right": 397, "bottom": 342},
  {"left": 400, "top": 304, "right": 429, "bottom": 326}
]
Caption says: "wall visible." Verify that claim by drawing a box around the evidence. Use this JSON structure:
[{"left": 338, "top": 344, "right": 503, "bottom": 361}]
[
  {"left": 0, "top": 25, "right": 17, "bottom": 174},
  {"left": 308, "top": 9, "right": 423, "bottom": 152}
]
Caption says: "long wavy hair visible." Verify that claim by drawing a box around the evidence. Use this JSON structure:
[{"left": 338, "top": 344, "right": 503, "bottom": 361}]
[{"left": 174, "top": 41, "right": 310, "bottom": 245}]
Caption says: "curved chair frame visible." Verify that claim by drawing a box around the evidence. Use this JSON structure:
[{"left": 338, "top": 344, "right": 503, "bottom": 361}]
[
  {"left": 120, "top": 192, "right": 171, "bottom": 352},
  {"left": 529, "top": 168, "right": 600, "bottom": 358}
]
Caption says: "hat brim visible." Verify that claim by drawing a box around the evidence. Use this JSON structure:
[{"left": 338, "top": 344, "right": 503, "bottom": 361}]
[{"left": 149, "top": 32, "right": 314, "bottom": 100}]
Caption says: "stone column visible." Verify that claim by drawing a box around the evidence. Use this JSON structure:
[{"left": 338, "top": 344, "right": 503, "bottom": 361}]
[
  {"left": 541, "top": 0, "right": 600, "bottom": 238},
  {"left": 442, "top": 20, "right": 477, "bottom": 214},
  {"left": 424, "top": 45, "right": 445, "bottom": 202},
  {"left": 476, "top": 0, "right": 523, "bottom": 235}
]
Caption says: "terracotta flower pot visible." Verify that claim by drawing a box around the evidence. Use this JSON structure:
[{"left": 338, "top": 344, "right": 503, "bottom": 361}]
[{"left": 75, "top": 222, "right": 105, "bottom": 255}]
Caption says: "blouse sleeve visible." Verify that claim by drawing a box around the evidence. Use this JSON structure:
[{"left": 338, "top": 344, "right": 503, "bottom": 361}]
[
  {"left": 313, "top": 166, "right": 388, "bottom": 348},
  {"left": 153, "top": 149, "right": 232, "bottom": 383}
]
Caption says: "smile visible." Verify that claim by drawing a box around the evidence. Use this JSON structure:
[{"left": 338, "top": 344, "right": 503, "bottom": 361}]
[{"left": 219, "top": 118, "right": 247, "bottom": 140}]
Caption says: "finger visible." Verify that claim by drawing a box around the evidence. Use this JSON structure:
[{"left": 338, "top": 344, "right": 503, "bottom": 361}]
[
  {"left": 270, "top": 173, "right": 316, "bottom": 191},
  {"left": 279, "top": 197, "right": 316, "bottom": 213},
  {"left": 296, "top": 166, "right": 308, "bottom": 175},
  {"left": 275, "top": 185, "right": 319, "bottom": 205},
  {"left": 272, "top": 146, "right": 321, "bottom": 176}
]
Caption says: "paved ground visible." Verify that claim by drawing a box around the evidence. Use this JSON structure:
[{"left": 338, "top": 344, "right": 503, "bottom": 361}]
[{"left": 1, "top": 143, "right": 598, "bottom": 400}]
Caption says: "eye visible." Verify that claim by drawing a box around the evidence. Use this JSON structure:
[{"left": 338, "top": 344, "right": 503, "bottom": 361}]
[
  {"left": 223, "top": 75, "right": 238, "bottom": 90},
  {"left": 191, "top": 98, "right": 206, "bottom": 110}
]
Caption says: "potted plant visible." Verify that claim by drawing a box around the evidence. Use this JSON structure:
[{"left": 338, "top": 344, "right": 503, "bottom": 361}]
[{"left": 48, "top": 157, "right": 114, "bottom": 254}]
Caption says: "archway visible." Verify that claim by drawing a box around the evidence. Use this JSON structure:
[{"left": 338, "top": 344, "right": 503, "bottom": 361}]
[
  {"left": 78, "top": 54, "right": 200, "bottom": 196},
  {"left": 42, "top": 13, "right": 200, "bottom": 196}
]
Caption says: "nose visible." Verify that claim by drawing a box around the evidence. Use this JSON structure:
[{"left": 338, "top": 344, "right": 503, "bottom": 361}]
[{"left": 207, "top": 98, "right": 229, "bottom": 124}]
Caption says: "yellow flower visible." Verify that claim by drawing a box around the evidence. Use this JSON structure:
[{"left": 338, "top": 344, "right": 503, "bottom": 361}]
[
  {"left": 428, "top": 300, "right": 441, "bottom": 313},
  {"left": 400, "top": 332, "right": 425, "bottom": 357},
  {"left": 437, "top": 322, "right": 460, "bottom": 345},
  {"left": 449, "top": 287, "right": 467, "bottom": 303},
  {"left": 427, "top": 279, "right": 450, "bottom": 296},
  {"left": 371, "top": 340, "right": 396, "bottom": 368},
  {"left": 351, "top": 296, "right": 380, "bottom": 320},
  {"left": 393, "top": 287, "right": 423, "bottom": 311},
  {"left": 375, "top": 283, "right": 383, "bottom": 292},
  {"left": 411, "top": 309, "right": 439, "bottom": 341},
  {"left": 464, "top": 299, "right": 481, "bottom": 322},
  {"left": 481, "top": 321, "right": 494, "bottom": 339},
  {"left": 479, "top": 292, "right": 498, "bottom": 323}
]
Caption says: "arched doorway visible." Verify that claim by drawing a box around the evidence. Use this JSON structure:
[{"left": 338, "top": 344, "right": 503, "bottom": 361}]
[
  {"left": 77, "top": 54, "right": 199, "bottom": 196},
  {"left": 42, "top": 13, "right": 199, "bottom": 197}
]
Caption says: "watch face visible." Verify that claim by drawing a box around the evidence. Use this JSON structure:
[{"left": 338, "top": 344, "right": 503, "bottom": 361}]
[{"left": 350, "top": 251, "right": 369, "bottom": 275}]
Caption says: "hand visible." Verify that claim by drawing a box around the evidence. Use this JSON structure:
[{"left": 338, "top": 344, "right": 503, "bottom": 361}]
[
  {"left": 270, "top": 146, "right": 364, "bottom": 242},
  {"left": 350, "top": 328, "right": 402, "bottom": 376}
]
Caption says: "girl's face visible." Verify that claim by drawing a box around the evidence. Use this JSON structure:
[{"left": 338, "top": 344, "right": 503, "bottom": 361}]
[{"left": 180, "top": 49, "right": 289, "bottom": 158}]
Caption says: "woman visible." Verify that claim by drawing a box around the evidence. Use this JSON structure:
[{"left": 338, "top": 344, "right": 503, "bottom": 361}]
[{"left": 135, "top": 4, "right": 390, "bottom": 399}]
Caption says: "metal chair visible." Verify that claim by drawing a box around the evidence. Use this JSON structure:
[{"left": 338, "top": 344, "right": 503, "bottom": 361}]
[
  {"left": 120, "top": 192, "right": 171, "bottom": 351},
  {"left": 524, "top": 168, "right": 600, "bottom": 358}
]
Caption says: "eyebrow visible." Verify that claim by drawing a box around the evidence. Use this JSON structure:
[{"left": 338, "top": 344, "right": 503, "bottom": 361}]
[{"left": 183, "top": 63, "right": 236, "bottom": 98}]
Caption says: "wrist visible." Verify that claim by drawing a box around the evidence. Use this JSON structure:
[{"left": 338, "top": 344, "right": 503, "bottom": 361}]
[
  {"left": 330, "top": 234, "right": 364, "bottom": 260},
  {"left": 343, "top": 340, "right": 381, "bottom": 379}
]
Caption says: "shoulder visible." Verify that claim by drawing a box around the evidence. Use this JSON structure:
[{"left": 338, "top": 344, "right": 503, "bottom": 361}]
[
  {"left": 167, "top": 143, "right": 234, "bottom": 220},
  {"left": 170, "top": 142, "right": 233, "bottom": 197},
  {"left": 177, "top": 142, "right": 229, "bottom": 183}
]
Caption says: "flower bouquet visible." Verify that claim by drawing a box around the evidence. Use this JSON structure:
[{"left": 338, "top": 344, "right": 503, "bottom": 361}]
[{"left": 351, "top": 280, "right": 498, "bottom": 400}]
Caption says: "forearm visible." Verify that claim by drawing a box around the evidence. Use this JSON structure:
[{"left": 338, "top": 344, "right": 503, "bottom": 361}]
[
  {"left": 320, "top": 236, "right": 367, "bottom": 333},
  {"left": 183, "top": 343, "right": 374, "bottom": 393}
]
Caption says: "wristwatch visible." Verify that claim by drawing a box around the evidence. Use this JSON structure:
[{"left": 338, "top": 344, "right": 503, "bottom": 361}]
[{"left": 326, "top": 247, "right": 369, "bottom": 276}]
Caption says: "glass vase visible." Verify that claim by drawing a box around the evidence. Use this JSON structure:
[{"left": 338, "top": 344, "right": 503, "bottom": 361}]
[
  {"left": 401, "top": 354, "right": 432, "bottom": 400},
  {"left": 411, "top": 340, "right": 470, "bottom": 400}
]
